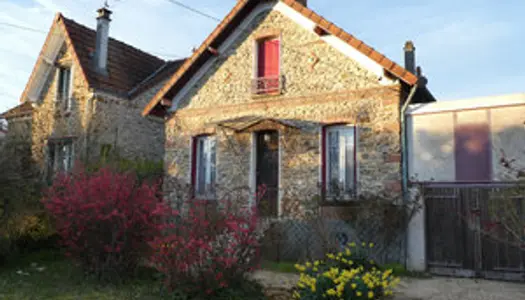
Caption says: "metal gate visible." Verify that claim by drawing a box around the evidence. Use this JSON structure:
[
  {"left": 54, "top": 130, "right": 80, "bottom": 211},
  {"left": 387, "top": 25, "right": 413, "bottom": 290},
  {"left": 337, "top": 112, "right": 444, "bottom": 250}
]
[{"left": 423, "top": 183, "right": 525, "bottom": 281}]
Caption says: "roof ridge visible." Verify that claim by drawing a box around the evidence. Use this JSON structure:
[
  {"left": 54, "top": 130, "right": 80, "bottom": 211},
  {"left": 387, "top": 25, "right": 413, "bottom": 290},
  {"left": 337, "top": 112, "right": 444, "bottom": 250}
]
[{"left": 60, "top": 15, "right": 165, "bottom": 64}]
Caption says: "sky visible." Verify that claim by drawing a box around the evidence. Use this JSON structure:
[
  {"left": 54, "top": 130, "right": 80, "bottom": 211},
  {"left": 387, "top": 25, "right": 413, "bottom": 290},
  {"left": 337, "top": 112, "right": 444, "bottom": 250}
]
[{"left": 0, "top": 0, "right": 524, "bottom": 114}]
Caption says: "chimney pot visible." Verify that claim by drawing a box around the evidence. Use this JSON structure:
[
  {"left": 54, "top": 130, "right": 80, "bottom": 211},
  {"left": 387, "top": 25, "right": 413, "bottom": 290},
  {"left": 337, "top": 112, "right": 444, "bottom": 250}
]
[
  {"left": 403, "top": 40, "right": 416, "bottom": 75},
  {"left": 97, "top": 7, "right": 112, "bottom": 21},
  {"left": 94, "top": 7, "right": 112, "bottom": 75}
]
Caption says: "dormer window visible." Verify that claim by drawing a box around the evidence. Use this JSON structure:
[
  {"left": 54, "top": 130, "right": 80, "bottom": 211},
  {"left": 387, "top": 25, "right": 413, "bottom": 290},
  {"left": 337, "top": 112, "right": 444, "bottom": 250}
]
[
  {"left": 56, "top": 66, "right": 72, "bottom": 111},
  {"left": 252, "top": 37, "right": 281, "bottom": 95}
]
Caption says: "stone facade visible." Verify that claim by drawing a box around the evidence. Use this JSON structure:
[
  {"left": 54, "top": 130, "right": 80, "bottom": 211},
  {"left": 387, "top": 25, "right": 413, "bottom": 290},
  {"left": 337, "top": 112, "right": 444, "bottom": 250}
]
[
  {"left": 27, "top": 44, "right": 165, "bottom": 177},
  {"left": 164, "top": 8, "right": 406, "bottom": 215}
]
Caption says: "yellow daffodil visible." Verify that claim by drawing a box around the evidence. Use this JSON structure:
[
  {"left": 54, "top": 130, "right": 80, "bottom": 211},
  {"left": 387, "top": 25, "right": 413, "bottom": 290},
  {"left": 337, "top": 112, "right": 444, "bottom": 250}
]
[
  {"left": 368, "top": 291, "right": 374, "bottom": 299},
  {"left": 351, "top": 283, "right": 357, "bottom": 289},
  {"left": 356, "top": 291, "right": 362, "bottom": 297},
  {"left": 326, "top": 289, "right": 336, "bottom": 296},
  {"left": 369, "top": 242, "right": 375, "bottom": 248}
]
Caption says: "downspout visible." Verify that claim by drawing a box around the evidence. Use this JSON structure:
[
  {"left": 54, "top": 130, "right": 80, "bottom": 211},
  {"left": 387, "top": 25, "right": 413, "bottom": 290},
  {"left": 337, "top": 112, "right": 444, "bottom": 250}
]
[
  {"left": 401, "top": 81, "right": 419, "bottom": 268},
  {"left": 401, "top": 82, "right": 419, "bottom": 201}
]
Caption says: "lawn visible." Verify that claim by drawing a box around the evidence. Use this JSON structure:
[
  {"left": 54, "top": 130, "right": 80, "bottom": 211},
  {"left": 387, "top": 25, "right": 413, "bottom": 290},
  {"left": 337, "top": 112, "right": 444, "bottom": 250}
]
[{"left": 0, "top": 250, "right": 166, "bottom": 300}]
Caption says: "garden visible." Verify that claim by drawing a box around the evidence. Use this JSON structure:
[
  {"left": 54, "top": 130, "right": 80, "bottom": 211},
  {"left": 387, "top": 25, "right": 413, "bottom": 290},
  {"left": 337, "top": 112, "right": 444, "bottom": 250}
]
[{"left": 0, "top": 160, "right": 410, "bottom": 300}]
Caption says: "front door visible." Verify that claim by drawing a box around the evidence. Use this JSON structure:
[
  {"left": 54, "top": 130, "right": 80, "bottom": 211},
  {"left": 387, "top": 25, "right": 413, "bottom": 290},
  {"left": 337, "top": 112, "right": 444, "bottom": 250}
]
[{"left": 256, "top": 131, "right": 279, "bottom": 217}]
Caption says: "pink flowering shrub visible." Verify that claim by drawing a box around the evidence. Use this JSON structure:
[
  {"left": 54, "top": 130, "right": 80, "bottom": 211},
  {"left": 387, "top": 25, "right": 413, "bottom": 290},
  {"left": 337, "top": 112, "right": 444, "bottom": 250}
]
[
  {"left": 42, "top": 167, "right": 172, "bottom": 281},
  {"left": 148, "top": 198, "right": 262, "bottom": 297}
]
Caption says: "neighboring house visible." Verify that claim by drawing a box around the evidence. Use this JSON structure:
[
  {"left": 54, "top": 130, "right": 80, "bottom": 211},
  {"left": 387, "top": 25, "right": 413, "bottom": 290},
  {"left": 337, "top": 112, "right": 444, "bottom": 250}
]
[
  {"left": 0, "top": 7, "right": 184, "bottom": 181},
  {"left": 143, "top": 0, "right": 434, "bottom": 219},
  {"left": 408, "top": 93, "right": 525, "bottom": 182}
]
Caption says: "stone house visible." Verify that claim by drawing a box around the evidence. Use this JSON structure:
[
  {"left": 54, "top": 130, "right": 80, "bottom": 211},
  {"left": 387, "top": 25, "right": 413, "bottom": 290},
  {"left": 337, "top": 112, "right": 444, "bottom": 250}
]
[
  {"left": 1, "top": 8, "right": 184, "bottom": 181},
  {"left": 143, "top": 0, "right": 435, "bottom": 218}
]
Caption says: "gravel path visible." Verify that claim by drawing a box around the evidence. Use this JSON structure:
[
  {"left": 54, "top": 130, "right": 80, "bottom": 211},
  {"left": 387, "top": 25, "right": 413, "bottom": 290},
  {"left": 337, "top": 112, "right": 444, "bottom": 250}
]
[
  {"left": 252, "top": 271, "right": 525, "bottom": 300},
  {"left": 395, "top": 277, "right": 525, "bottom": 300}
]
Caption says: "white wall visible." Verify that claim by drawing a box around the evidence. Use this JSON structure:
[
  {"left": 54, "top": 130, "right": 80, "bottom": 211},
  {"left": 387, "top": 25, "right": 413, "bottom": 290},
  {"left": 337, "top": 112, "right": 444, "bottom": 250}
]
[
  {"left": 407, "top": 94, "right": 525, "bottom": 182},
  {"left": 405, "top": 93, "right": 525, "bottom": 272}
]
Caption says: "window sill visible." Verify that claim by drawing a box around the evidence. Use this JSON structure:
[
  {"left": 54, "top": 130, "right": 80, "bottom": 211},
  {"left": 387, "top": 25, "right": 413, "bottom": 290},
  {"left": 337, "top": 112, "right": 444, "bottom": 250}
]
[{"left": 251, "top": 91, "right": 283, "bottom": 99}]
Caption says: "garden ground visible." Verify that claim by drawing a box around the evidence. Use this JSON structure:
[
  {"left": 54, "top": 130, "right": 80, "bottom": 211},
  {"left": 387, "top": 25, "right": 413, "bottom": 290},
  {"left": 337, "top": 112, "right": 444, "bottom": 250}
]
[
  {"left": 252, "top": 270, "right": 525, "bottom": 300},
  {"left": 2, "top": 251, "right": 525, "bottom": 299}
]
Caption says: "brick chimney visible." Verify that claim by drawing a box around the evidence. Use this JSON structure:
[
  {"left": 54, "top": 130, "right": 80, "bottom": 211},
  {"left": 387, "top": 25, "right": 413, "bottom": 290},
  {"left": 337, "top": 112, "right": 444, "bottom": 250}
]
[
  {"left": 403, "top": 41, "right": 416, "bottom": 75},
  {"left": 94, "top": 7, "right": 112, "bottom": 75}
]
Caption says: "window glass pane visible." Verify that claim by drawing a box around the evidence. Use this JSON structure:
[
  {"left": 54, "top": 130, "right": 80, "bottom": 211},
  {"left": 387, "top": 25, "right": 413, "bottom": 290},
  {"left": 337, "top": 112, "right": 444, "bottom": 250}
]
[
  {"left": 327, "top": 130, "right": 340, "bottom": 195},
  {"left": 196, "top": 138, "right": 207, "bottom": 195},
  {"left": 344, "top": 129, "right": 355, "bottom": 193},
  {"left": 326, "top": 127, "right": 357, "bottom": 198},
  {"left": 208, "top": 138, "right": 216, "bottom": 197},
  {"left": 57, "top": 69, "right": 64, "bottom": 99},
  {"left": 65, "top": 143, "right": 73, "bottom": 172},
  {"left": 195, "top": 136, "right": 217, "bottom": 198}
]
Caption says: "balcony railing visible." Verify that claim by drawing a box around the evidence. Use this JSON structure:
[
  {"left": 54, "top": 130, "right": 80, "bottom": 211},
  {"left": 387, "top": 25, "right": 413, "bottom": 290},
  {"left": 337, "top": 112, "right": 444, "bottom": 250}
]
[{"left": 251, "top": 75, "right": 284, "bottom": 95}]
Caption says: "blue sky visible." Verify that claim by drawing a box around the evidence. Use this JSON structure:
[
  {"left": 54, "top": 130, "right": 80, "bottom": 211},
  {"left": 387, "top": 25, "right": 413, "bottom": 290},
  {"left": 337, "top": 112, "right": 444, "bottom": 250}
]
[{"left": 0, "top": 0, "right": 524, "bottom": 113}]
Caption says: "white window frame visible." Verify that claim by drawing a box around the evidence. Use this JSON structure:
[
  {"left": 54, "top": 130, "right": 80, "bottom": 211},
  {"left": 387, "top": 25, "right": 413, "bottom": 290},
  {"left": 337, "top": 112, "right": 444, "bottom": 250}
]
[
  {"left": 194, "top": 135, "right": 217, "bottom": 199},
  {"left": 48, "top": 139, "right": 74, "bottom": 180},
  {"left": 325, "top": 125, "right": 357, "bottom": 199},
  {"left": 55, "top": 65, "right": 74, "bottom": 111}
]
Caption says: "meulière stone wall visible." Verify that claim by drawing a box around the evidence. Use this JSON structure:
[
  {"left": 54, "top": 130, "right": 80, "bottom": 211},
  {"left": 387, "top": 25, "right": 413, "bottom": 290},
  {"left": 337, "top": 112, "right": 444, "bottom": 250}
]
[
  {"left": 31, "top": 45, "right": 92, "bottom": 172},
  {"left": 30, "top": 44, "right": 165, "bottom": 176},
  {"left": 165, "top": 7, "right": 404, "bottom": 213}
]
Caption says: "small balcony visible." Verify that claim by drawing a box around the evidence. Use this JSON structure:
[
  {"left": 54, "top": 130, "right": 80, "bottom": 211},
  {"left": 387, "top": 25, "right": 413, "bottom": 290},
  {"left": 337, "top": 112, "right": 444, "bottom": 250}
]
[{"left": 251, "top": 75, "right": 284, "bottom": 95}]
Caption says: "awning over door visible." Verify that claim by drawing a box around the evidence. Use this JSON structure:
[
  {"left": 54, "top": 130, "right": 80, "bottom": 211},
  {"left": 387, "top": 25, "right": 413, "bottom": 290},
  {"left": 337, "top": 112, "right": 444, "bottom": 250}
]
[{"left": 210, "top": 115, "right": 306, "bottom": 133}]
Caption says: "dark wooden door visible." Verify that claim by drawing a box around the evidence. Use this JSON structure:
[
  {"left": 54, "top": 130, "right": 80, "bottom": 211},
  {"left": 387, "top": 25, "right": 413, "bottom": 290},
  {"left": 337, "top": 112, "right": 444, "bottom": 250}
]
[
  {"left": 256, "top": 131, "right": 279, "bottom": 217},
  {"left": 424, "top": 184, "right": 525, "bottom": 281}
]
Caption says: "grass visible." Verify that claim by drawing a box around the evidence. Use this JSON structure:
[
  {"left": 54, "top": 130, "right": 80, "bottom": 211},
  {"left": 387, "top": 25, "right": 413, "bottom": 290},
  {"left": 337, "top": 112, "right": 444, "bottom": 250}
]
[
  {"left": 382, "top": 263, "right": 432, "bottom": 279},
  {"left": 0, "top": 250, "right": 167, "bottom": 300},
  {"left": 261, "top": 260, "right": 298, "bottom": 274}
]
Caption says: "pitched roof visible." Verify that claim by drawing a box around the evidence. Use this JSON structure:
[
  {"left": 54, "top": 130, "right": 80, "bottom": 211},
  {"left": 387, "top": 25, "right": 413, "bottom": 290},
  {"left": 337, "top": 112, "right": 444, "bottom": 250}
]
[
  {"left": 0, "top": 102, "right": 34, "bottom": 119},
  {"left": 142, "top": 0, "right": 419, "bottom": 116},
  {"left": 19, "top": 13, "right": 186, "bottom": 103},
  {"left": 61, "top": 16, "right": 171, "bottom": 96}
]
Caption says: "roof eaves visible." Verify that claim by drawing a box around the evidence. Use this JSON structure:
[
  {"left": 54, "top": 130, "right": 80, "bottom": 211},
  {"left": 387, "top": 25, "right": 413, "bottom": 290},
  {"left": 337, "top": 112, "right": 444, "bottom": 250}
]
[
  {"left": 142, "top": 0, "right": 251, "bottom": 116},
  {"left": 19, "top": 13, "right": 63, "bottom": 104}
]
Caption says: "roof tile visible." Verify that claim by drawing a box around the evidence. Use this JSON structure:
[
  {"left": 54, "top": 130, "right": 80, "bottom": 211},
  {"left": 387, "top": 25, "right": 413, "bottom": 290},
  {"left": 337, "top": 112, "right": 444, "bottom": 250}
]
[{"left": 61, "top": 16, "right": 171, "bottom": 96}]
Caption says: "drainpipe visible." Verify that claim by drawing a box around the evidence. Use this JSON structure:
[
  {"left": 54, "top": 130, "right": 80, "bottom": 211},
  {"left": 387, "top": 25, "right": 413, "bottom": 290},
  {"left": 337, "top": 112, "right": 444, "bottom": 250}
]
[
  {"left": 401, "top": 81, "right": 419, "bottom": 269},
  {"left": 401, "top": 83, "right": 419, "bottom": 201}
]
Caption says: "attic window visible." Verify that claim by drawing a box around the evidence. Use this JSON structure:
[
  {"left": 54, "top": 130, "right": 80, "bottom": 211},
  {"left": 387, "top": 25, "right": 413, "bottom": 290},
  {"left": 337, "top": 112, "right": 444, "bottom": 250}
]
[
  {"left": 56, "top": 66, "right": 73, "bottom": 111},
  {"left": 252, "top": 37, "right": 282, "bottom": 95}
]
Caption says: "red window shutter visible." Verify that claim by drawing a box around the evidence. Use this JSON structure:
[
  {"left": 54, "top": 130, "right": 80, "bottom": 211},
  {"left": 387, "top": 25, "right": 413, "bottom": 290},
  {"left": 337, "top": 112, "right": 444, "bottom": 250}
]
[{"left": 257, "top": 39, "right": 280, "bottom": 78}]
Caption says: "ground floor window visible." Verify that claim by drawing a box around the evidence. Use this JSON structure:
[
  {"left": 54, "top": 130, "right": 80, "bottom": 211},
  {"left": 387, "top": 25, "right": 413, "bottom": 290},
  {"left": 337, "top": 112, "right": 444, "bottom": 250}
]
[
  {"left": 324, "top": 125, "right": 357, "bottom": 199},
  {"left": 193, "top": 135, "right": 216, "bottom": 199},
  {"left": 47, "top": 139, "right": 74, "bottom": 181}
]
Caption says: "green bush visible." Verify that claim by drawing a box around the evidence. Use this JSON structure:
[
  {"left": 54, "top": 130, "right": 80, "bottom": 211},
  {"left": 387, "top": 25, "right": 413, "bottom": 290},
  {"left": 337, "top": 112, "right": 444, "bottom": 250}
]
[
  {"left": 0, "top": 210, "right": 57, "bottom": 265},
  {"left": 293, "top": 242, "right": 400, "bottom": 299},
  {"left": 86, "top": 150, "right": 163, "bottom": 184}
]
